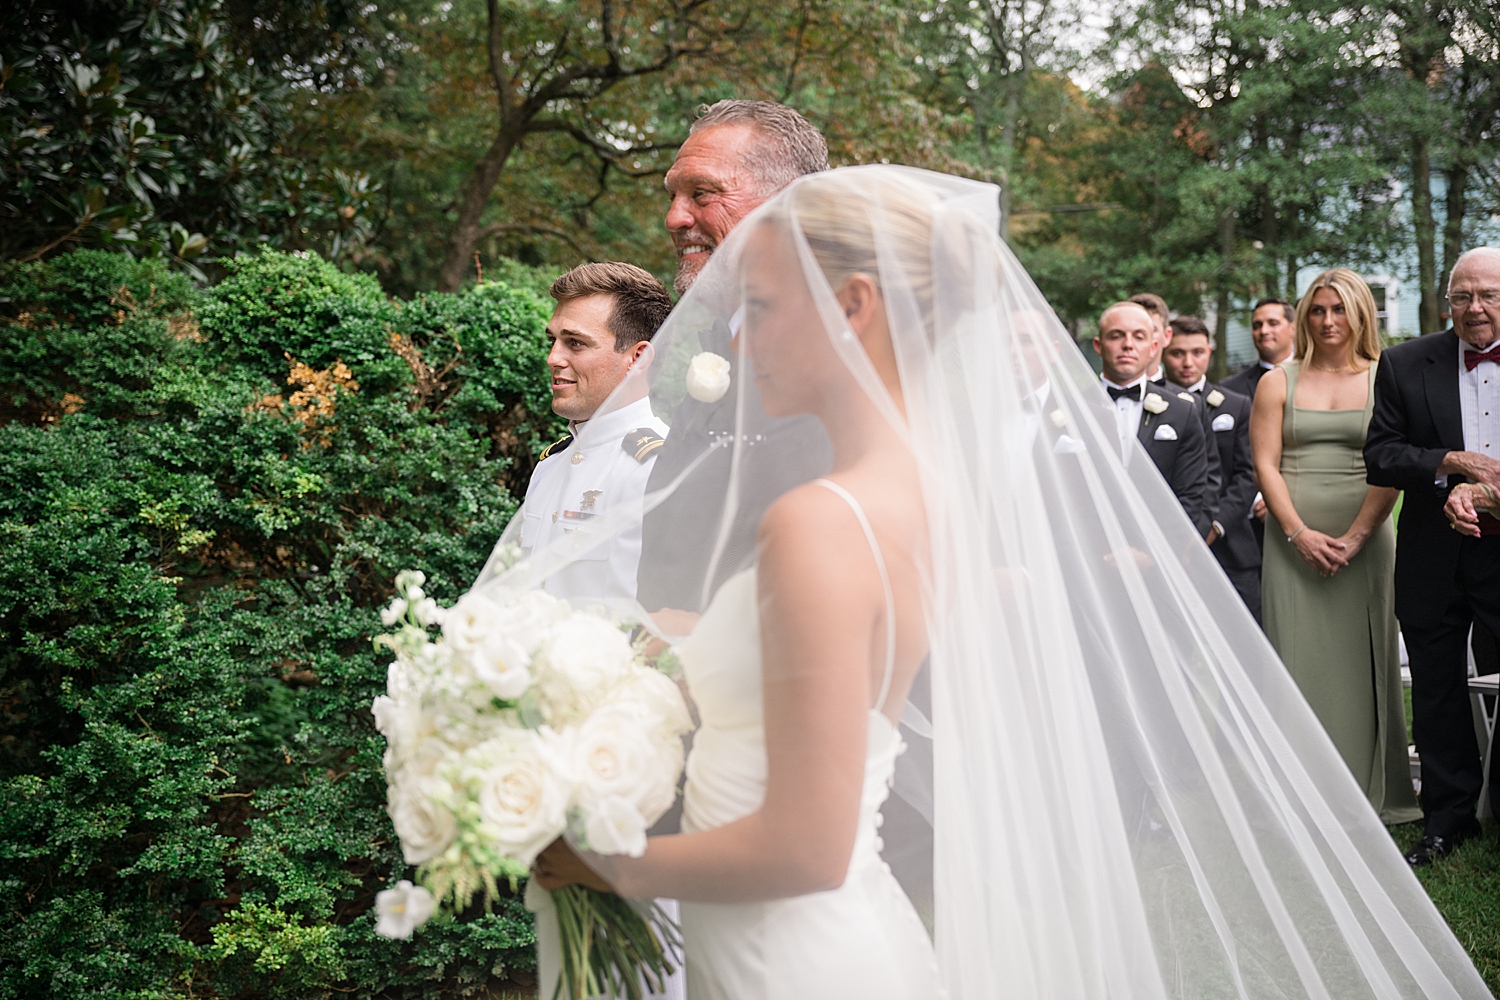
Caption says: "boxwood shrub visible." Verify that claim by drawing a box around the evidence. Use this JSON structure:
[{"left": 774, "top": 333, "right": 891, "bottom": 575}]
[{"left": 0, "top": 249, "right": 565, "bottom": 999}]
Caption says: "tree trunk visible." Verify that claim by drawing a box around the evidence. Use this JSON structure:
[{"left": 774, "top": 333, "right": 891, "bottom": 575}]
[
  {"left": 1411, "top": 137, "right": 1440, "bottom": 335},
  {"left": 997, "top": 80, "right": 1022, "bottom": 241},
  {"left": 436, "top": 127, "right": 524, "bottom": 293},
  {"left": 1213, "top": 206, "right": 1235, "bottom": 382},
  {"left": 1440, "top": 162, "right": 1468, "bottom": 310}
]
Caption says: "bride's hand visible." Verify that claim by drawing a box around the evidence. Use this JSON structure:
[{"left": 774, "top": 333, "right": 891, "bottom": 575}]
[
  {"left": 532, "top": 838, "right": 616, "bottom": 893},
  {"left": 643, "top": 608, "right": 701, "bottom": 660}
]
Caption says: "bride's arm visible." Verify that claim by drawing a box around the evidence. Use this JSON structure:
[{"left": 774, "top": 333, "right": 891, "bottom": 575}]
[{"left": 562, "top": 486, "right": 880, "bottom": 903}]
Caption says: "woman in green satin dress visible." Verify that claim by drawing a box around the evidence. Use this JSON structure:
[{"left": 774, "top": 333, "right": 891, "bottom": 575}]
[{"left": 1249, "top": 268, "right": 1421, "bottom": 824}]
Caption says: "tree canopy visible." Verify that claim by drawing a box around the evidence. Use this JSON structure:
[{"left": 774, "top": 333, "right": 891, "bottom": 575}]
[{"left": 3, "top": 0, "right": 1498, "bottom": 329}]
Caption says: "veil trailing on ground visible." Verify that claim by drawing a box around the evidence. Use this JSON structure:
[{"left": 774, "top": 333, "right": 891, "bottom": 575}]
[{"left": 475, "top": 166, "right": 1489, "bottom": 999}]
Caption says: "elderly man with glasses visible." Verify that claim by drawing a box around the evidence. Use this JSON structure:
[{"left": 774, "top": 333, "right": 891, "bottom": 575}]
[{"left": 1365, "top": 246, "right": 1500, "bottom": 865}]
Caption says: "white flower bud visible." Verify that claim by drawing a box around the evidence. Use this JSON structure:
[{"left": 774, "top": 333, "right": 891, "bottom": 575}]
[{"left": 685, "top": 352, "right": 731, "bottom": 403}]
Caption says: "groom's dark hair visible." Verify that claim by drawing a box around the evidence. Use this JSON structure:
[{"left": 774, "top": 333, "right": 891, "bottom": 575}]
[{"left": 550, "top": 262, "right": 673, "bottom": 351}]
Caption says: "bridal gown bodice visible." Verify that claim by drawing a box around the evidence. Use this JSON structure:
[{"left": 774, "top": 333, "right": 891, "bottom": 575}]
[{"left": 673, "top": 560, "right": 940, "bottom": 1000}]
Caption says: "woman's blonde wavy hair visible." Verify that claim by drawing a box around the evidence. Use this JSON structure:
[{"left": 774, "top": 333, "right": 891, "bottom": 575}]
[{"left": 1293, "top": 268, "right": 1382, "bottom": 367}]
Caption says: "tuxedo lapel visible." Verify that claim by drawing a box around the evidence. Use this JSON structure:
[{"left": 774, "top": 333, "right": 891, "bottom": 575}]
[{"left": 1421, "top": 331, "right": 1464, "bottom": 451}]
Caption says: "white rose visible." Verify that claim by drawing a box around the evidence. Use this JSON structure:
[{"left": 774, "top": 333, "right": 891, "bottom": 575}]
[
  {"left": 443, "top": 592, "right": 503, "bottom": 654},
  {"left": 386, "top": 732, "right": 452, "bottom": 784},
  {"left": 570, "top": 705, "right": 679, "bottom": 828},
  {"left": 537, "top": 611, "right": 636, "bottom": 719},
  {"left": 372, "top": 694, "right": 418, "bottom": 752},
  {"left": 387, "top": 774, "right": 458, "bottom": 865},
  {"left": 452, "top": 590, "right": 565, "bottom": 700},
  {"left": 614, "top": 667, "right": 693, "bottom": 737},
  {"left": 474, "top": 731, "right": 571, "bottom": 865},
  {"left": 583, "top": 796, "right": 648, "bottom": 857},
  {"left": 1143, "top": 392, "right": 1169, "bottom": 414},
  {"left": 374, "top": 879, "right": 435, "bottom": 939},
  {"left": 685, "top": 351, "right": 731, "bottom": 403},
  {"left": 471, "top": 629, "right": 533, "bottom": 700}
]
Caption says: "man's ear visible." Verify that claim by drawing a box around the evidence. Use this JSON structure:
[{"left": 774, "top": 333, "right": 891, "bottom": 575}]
[
  {"left": 623, "top": 339, "right": 652, "bottom": 369},
  {"left": 1093, "top": 336, "right": 1103, "bottom": 357}
]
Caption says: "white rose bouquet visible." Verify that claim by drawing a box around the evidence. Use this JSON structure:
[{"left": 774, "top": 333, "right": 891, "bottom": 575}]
[{"left": 371, "top": 570, "right": 691, "bottom": 999}]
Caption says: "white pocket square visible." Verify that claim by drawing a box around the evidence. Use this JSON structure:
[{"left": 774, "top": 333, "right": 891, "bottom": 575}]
[
  {"left": 1153, "top": 423, "right": 1178, "bottom": 441},
  {"left": 1054, "top": 434, "right": 1085, "bottom": 454},
  {"left": 1211, "top": 412, "right": 1235, "bottom": 432}
]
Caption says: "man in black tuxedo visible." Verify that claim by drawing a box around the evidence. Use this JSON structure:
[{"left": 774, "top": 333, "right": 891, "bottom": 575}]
[
  {"left": 1164, "top": 316, "right": 1260, "bottom": 620},
  {"left": 1365, "top": 246, "right": 1500, "bottom": 865},
  {"left": 1225, "top": 297, "right": 1298, "bottom": 547},
  {"left": 1223, "top": 297, "right": 1296, "bottom": 399},
  {"left": 1095, "top": 302, "right": 1211, "bottom": 534}
]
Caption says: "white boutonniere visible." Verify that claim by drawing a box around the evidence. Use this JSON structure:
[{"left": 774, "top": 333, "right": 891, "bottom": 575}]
[
  {"left": 1143, "top": 392, "right": 1169, "bottom": 414},
  {"left": 1206, "top": 389, "right": 1225, "bottom": 408},
  {"left": 685, "top": 352, "right": 731, "bottom": 402},
  {"left": 1048, "top": 409, "right": 1068, "bottom": 429}
]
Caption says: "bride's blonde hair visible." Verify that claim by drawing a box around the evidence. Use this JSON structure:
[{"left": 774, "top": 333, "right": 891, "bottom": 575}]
[{"left": 767, "top": 171, "right": 989, "bottom": 340}]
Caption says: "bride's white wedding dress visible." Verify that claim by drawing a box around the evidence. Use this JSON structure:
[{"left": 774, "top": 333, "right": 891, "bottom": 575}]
[{"left": 672, "top": 480, "right": 940, "bottom": 1000}]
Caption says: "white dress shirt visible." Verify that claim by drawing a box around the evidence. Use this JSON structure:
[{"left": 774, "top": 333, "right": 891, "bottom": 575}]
[
  {"left": 1433, "top": 342, "right": 1500, "bottom": 489},
  {"left": 1459, "top": 341, "right": 1500, "bottom": 458},
  {"left": 517, "top": 394, "right": 668, "bottom": 601},
  {"left": 1101, "top": 374, "right": 1148, "bottom": 464}
]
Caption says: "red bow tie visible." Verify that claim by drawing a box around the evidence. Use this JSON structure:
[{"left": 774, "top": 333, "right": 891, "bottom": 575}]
[{"left": 1464, "top": 344, "right": 1500, "bottom": 371}]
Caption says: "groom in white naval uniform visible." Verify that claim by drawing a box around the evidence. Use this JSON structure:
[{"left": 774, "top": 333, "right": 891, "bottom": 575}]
[
  {"left": 519, "top": 261, "right": 684, "bottom": 1000},
  {"left": 518, "top": 261, "right": 673, "bottom": 599}
]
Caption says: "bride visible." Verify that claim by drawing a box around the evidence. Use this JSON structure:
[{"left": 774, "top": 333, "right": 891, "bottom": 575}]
[{"left": 494, "top": 167, "right": 1490, "bottom": 998}]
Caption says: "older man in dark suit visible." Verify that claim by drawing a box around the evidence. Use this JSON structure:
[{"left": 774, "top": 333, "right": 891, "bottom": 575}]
[
  {"left": 1095, "top": 302, "right": 1210, "bottom": 533},
  {"left": 1164, "top": 315, "right": 1260, "bottom": 620},
  {"left": 637, "top": 100, "right": 834, "bottom": 614},
  {"left": 1365, "top": 246, "right": 1500, "bottom": 865}
]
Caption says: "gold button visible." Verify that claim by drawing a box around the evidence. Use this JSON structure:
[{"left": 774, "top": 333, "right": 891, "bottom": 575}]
[
  {"left": 572, "top": 452, "right": 584, "bottom": 464},
  {"left": 551, "top": 512, "right": 558, "bottom": 522}
]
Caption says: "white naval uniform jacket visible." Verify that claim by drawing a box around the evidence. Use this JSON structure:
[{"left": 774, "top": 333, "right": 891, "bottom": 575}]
[{"left": 517, "top": 395, "right": 668, "bottom": 602}]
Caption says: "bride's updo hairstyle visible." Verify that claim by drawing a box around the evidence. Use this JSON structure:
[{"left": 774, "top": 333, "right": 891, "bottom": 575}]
[{"left": 765, "top": 169, "right": 992, "bottom": 347}]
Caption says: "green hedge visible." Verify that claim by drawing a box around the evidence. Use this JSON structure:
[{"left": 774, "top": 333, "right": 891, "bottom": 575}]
[{"left": 0, "top": 250, "right": 565, "bottom": 998}]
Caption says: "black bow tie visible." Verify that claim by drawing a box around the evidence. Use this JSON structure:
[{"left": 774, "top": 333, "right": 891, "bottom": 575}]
[{"left": 1106, "top": 384, "right": 1140, "bottom": 403}]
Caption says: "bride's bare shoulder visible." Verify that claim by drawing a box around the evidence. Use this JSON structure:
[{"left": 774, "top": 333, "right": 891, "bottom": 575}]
[{"left": 757, "top": 481, "right": 865, "bottom": 565}]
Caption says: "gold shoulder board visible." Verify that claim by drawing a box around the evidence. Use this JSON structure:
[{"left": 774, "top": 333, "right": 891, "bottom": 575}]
[
  {"left": 623, "top": 427, "right": 665, "bottom": 463},
  {"left": 539, "top": 434, "right": 573, "bottom": 460}
]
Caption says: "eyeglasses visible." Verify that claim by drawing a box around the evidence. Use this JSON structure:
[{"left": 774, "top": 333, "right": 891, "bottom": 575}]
[{"left": 1446, "top": 290, "right": 1500, "bottom": 308}]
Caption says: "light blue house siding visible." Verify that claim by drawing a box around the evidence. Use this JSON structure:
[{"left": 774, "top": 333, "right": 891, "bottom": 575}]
[{"left": 1220, "top": 268, "right": 1419, "bottom": 372}]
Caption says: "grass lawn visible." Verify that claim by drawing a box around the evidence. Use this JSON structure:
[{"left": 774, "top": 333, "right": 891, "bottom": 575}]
[
  {"left": 1399, "top": 661, "right": 1500, "bottom": 991},
  {"left": 1390, "top": 821, "right": 1500, "bottom": 990}
]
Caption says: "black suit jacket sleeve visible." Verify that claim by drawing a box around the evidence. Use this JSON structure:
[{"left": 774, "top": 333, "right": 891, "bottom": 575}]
[
  {"left": 1194, "top": 393, "right": 1223, "bottom": 524},
  {"left": 1217, "top": 393, "right": 1258, "bottom": 525},
  {"left": 1176, "top": 404, "right": 1211, "bottom": 533},
  {"left": 1364, "top": 351, "right": 1451, "bottom": 490},
  {"left": 1141, "top": 395, "right": 1211, "bottom": 534}
]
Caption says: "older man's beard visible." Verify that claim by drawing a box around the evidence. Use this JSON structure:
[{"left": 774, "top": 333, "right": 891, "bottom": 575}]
[{"left": 672, "top": 228, "right": 718, "bottom": 296}]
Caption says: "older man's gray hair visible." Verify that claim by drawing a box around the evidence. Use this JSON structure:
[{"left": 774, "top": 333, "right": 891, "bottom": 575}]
[{"left": 689, "top": 100, "right": 829, "bottom": 195}]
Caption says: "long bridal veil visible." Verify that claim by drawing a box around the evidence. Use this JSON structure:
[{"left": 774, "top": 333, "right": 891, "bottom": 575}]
[{"left": 476, "top": 166, "right": 1490, "bottom": 998}]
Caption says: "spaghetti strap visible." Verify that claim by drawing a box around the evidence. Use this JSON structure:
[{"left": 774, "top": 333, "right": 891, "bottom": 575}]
[{"left": 812, "top": 478, "right": 897, "bottom": 714}]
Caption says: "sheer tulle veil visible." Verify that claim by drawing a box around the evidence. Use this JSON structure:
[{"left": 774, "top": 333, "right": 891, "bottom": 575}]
[{"left": 474, "top": 165, "right": 1490, "bottom": 998}]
